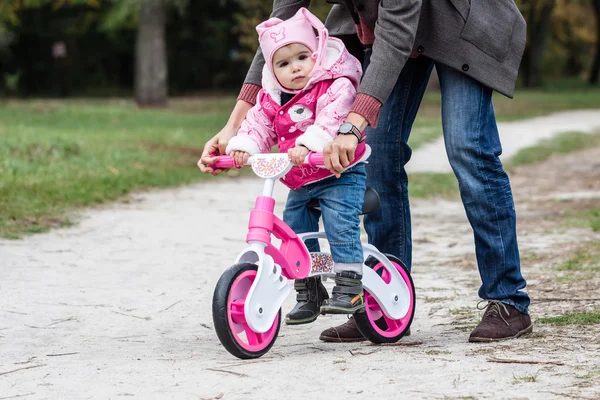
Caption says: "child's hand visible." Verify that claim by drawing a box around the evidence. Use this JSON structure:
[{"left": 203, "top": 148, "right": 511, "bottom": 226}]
[
  {"left": 230, "top": 151, "right": 250, "bottom": 168},
  {"left": 288, "top": 146, "right": 309, "bottom": 166}
]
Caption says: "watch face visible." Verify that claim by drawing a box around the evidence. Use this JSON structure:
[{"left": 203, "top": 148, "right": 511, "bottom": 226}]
[{"left": 339, "top": 122, "right": 352, "bottom": 134}]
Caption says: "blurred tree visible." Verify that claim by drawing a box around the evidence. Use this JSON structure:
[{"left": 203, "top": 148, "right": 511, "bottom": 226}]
[
  {"left": 0, "top": 0, "right": 104, "bottom": 96},
  {"left": 233, "top": 0, "right": 270, "bottom": 66},
  {"left": 591, "top": 0, "right": 600, "bottom": 84},
  {"left": 0, "top": 0, "right": 241, "bottom": 96},
  {"left": 550, "top": 0, "right": 595, "bottom": 78},
  {"left": 101, "top": 0, "right": 188, "bottom": 107},
  {"left": 520, "top": 0, "right": 557, "bottom": 88},
  {"left": 0, "top": 0, "right": 97, "bottom": 50},
  {"left": 135, "top": 0, "right": 168, "bottom": 106},
  {"left": 173, "top": 0, "right": 243, "bottom": 91}
]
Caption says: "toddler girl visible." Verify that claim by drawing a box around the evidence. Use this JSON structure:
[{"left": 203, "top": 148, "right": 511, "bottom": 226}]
[{"left": 225, "top": 8, "right": 368, "bottom": 324}]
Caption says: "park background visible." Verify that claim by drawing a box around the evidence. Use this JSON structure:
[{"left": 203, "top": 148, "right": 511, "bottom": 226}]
[
  {"left": 0, "top": 0, "right": 599, "bottom": 239},
  {"left": 1, "top": 2, "right": 600, "bottom": 398}
]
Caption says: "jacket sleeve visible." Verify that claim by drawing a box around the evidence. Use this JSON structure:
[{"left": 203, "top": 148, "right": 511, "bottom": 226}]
[
  {"left": 295, "top": 78, "right": 356, "bottom": 152},
  {"left": 243, "top": 0, "right": 312, "bottom": 87},
  {"left": 226, "top": 96, "right": 278, "bottom": 155},
  {"left": 358, "top": 0, "right": 422, "bottom": 105}
]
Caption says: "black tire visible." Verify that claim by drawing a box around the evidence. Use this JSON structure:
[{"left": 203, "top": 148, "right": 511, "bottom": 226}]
[
  {"left": 212, "top": 263, "right": 282, "bottom": 359},
  {"left": 354, "top": 255, "right": 416, "bottom": 344}
]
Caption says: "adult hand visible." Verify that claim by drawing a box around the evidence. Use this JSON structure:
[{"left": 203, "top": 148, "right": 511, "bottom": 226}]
[
  {"left": 323, "top": 112, "right": 368, "bottom": 178},
  {"left": 324, "top": 135, "right": 359, "bottom": 178},
  {"left": 197, "top": 99, "right": 253, "bottom": 175},
  {"left": 197, "top": 128, "right": 236, "bottom": 175}
]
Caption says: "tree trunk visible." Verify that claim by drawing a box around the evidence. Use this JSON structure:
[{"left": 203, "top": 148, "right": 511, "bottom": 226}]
[
  {"left": 135, "top": 0, "right": 168, "bottom": 107},
  {"left": 590, "top": 0, "right": 600, "bottom": 85},
  {"left": 522, "top": 0, "right": 556, "bottom": 88}
]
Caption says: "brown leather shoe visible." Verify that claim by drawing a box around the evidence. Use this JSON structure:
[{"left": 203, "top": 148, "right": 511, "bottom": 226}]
[
  {"left": 469, "top": 300, "right": 533, "bottom": 342},
  {"left": 319, "top": 316, "right": 411, "bottom": 343}
]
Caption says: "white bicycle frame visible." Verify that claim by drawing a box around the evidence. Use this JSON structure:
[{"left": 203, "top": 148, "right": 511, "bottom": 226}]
[{"left": 224, "top": 153, "right": 412, "bottom": 333}]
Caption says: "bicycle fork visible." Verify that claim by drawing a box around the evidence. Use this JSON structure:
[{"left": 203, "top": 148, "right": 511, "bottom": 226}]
[{"left": 233, "top": 179, "right": 311, "bottom": 333}]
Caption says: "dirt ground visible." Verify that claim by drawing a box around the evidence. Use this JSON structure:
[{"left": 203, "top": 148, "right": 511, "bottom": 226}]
[{"left": 1, "top": 142, "right": 600, "bottom": 399}]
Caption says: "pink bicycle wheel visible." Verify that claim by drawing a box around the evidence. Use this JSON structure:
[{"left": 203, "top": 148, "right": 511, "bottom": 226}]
[
  {"left": 354, "top": 255, "right": 415, "bottom": 343},
  {"left": 213, "top": 263, "right": 281, "bottom": 359}
]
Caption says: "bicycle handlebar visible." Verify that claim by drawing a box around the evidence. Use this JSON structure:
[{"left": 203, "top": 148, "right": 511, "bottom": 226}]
[{"left": 210, "top": 152, "right": 325, "bottom": 170}]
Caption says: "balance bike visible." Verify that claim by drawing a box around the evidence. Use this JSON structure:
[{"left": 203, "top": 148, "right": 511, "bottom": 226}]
[{"left": 210, "top": 152, "right": 415, "bottom": 359}]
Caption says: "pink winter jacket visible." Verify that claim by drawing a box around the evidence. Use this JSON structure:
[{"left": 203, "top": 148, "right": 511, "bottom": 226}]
[{"left": 226, "top": 37, "right": 368, "bottom": 190}]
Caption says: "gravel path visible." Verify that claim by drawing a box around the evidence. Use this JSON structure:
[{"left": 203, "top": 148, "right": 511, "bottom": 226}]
[{"left": 1, "top": 110, "right": 599, "bottom": 399}]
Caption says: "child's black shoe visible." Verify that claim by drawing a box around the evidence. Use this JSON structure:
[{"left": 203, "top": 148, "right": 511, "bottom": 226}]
[
  {"left": 320, "top": 271, "right": 365, "bottom": 314},
  {"left": 285, "top": 277, "right": 329, "bottom": 325}
]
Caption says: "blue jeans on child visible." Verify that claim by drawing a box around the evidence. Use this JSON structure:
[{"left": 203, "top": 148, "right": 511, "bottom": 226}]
[
  {"left": 362, "top": 52, "right": 531, "bottom": 314},
  {"left": 283, "top": 163, "right": 367, "bottom": 274}
]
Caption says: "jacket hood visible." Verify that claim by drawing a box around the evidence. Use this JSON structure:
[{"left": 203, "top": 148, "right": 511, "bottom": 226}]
[{"left": 261, "top": 37, "right": 363, "bottom": 103}]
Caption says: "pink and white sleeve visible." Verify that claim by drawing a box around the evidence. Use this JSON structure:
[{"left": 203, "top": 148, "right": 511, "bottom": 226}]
[
  {"left": 226, "top": 98, "right": 277, "bottom": 155},
  {"left": 295, "top": 77, "right": 356, "bottom": 152}
]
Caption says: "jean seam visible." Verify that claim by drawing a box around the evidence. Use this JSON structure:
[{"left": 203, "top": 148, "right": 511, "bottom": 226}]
[
  {"left": 476, "top": 85, "right": 509, "bottom": 300},
  {"left": 330, "top": 241, "right": 362, "bottom": 264},
  {"left": 394, "top": 65, "right": 417, "bottom": 264}
]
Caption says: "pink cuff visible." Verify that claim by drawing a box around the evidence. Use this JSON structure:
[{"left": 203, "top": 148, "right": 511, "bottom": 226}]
[
  {"left": 237, "top": 83, "right": 261, "bottom": 106},
  {"left": 350, "top": 93, "right": 382, "bottom": 128}
]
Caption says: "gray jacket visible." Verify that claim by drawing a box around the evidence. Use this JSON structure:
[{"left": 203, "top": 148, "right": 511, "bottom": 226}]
[{"left": 244, "top": 0, "right": 526, "bottom": 106}]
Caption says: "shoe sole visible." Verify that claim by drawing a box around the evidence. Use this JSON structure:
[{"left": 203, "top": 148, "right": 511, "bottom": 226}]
[
  {"left": 319, "top": 334, "right": 366, "bottom": 343},
  {"left": 320, "top": 305, "right": 366, "bottom": 315},
  {"left": 468, "top": 324, "right": 533, "bottom": 343},
  {"left": 284, "top": 314, "right": 319, "bottom": 326}
]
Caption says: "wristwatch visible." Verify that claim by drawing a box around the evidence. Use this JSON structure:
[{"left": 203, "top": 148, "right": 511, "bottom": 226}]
[{"left": 338, "top": 122, "right": 364, "bottom": 143}]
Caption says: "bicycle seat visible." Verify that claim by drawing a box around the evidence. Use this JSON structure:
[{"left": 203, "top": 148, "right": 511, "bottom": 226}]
[{"left": 306, "top": 186, "right": 380, "bottom": 215}]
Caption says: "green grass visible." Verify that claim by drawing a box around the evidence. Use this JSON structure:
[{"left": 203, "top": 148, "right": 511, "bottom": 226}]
[
  {"left": 538, "top": 312, "right": 600, "bottom": 326},
  {"left": 512, "top": 372, "right": 539, "bottom": 384},
  {"left": 593, "top": 216, "right": 600, "bottom": 232},
  {"left": 404, "top": 83, "right": 600, "bottom": 199},
  {"left": 408, "top": 131, "right": 600, "bottom": 200},
  {"left": 553, "top": 242, "right": 600, "bottom": 272},
  {"left": 0, "top": 99, "right": 226, "bottom": 238},
  {"left": 506, "top": 132, "right": 600, "bottom": 169},
  {"left": 2, "top": 80, "right": 600, "bottom": 238},
  {"left": 409, "top": 172, "right": 460, "bottom": 199},
  {"left": 425, "top": 350, "right": 452, "bottom": 356},
  {"left": 494, "top": 78, "right": 600, "bottom": 122},
  {"left": 407, "top": 119, "right": 443, "bottom": 150},
  {"left": 561, "top": 209, "right": 600, "bottom": 232}
]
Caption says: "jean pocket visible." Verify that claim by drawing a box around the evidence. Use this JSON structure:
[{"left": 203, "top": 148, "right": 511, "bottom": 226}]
[{"left": 460, "top": 0, "right": 518, "bottom": 62}]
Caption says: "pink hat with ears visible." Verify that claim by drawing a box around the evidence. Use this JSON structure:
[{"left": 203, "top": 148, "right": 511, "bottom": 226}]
[{"left": 256, "top": 7, "right": 329, "bottom": 81}]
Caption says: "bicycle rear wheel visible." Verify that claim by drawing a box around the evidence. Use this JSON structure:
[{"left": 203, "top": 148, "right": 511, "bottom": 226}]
[{"left": 354, "top": 255, "right": 415, "bottom": 343}]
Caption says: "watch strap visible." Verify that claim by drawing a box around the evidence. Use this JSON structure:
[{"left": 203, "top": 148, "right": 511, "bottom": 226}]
[{"left": 339, "top": 123, "right": 364, "bottom": 143}]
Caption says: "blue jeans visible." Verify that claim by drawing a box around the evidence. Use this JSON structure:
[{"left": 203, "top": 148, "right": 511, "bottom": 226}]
[
  {"left": 283, "top": 164, "right": 367, "bottom": 271},
  {"left": 363, "top": 52, "right": 531, "bottom": 314}
]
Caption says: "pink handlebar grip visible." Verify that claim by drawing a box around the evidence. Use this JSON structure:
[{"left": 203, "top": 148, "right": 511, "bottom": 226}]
[
  {"left": 306, "top": 152, "right": 324, "bottom": 167},
  {"left": 211, "top": 155, "right": 238, "bottom": 169}
]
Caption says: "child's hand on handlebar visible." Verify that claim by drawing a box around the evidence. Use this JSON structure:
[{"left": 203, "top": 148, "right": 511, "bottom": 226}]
[
  {"left": 288, "top": 146, "right": 309, "bottom": 166},
  {"left": 230, "top": 150, "right": 250, "bottom": 168}
]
